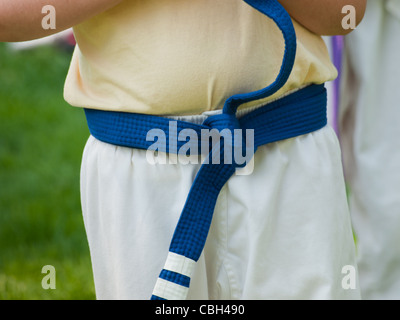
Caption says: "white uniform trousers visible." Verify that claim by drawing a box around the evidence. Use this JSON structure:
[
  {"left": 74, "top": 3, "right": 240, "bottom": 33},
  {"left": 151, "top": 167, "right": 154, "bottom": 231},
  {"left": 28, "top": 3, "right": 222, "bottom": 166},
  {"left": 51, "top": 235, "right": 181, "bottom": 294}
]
[
  {"left": 339, "top": 0, "right": 400, "bottom": 300},
  {"left": 80, "top": 116, "right": 360, "bottom": 300}
]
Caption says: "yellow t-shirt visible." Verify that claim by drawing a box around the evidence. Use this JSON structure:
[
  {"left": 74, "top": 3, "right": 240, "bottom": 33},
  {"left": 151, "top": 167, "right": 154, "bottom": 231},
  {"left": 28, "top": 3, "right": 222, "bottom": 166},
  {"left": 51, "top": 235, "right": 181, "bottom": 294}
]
[{"left": 64, "top": 0, "right": 336, "bottom": 116}]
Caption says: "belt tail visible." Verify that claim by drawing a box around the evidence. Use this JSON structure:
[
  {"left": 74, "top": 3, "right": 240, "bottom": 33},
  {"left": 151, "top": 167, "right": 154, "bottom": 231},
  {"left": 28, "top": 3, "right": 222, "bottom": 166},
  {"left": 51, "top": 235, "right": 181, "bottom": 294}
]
[
  {"left": 151, "top": 155, "right": 237, "bottom": 300},
  {"left": 151, "top": 253, "right": 196, "bottom": 300}
]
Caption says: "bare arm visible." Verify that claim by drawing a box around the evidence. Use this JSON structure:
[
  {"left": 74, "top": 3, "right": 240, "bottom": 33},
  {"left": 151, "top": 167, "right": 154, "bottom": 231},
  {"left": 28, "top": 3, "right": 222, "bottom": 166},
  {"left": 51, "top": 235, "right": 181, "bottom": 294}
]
[
  {"left": 0, "top": 0, "right": 123, "bottom": 42},
  {"left": 278, "top": 0, "right": 367, "bottom": 35}
]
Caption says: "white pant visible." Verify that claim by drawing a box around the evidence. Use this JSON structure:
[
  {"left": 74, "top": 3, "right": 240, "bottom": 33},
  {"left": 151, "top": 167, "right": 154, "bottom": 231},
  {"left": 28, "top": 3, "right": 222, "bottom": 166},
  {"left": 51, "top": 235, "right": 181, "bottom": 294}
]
[
  {"left": 339, "top": 0, "right": 400, "bottom": 300},
  {"left": 80, "top": 120, "right": 360, "bottom": 300}
]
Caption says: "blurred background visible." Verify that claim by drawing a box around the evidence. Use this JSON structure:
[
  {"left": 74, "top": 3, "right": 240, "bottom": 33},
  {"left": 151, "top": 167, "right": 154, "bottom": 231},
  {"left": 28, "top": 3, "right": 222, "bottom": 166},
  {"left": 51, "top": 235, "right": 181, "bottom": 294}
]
[{"left": 0, "top": 34, "right": 95, "bottom": 299}]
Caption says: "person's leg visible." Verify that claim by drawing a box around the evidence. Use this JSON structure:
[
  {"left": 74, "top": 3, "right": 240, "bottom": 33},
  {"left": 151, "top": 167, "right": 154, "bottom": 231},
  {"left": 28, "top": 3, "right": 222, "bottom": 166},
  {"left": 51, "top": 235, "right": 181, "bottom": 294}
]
[
  {"left": 339, "top": 0, "right": 400, "bottom": 299},
  {"left": 80, "top": 135, "right": 210, "bottom": 299},
  {"left": 220, "top": 125, "right": 360, "bottom": 299}
]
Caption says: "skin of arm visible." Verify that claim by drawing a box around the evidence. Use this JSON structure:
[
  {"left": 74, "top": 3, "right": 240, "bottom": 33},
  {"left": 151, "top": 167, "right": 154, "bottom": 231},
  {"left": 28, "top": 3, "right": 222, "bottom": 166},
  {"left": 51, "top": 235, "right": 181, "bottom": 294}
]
[
  {"left": 0, "top": 0, "right": 367, "bottom": 41},
  {"left": 278, "top": 0, "right": 367, "bottom": 35},
  {"left": 0, "top": 0, "right": 123, "bottom": 42}
]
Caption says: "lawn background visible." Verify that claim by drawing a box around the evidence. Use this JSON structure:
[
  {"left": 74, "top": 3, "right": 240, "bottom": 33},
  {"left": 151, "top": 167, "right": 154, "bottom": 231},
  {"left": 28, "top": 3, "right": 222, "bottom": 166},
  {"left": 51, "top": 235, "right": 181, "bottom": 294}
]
[{"left": 0, "top": 42, "right": 95, "bottom": 299}]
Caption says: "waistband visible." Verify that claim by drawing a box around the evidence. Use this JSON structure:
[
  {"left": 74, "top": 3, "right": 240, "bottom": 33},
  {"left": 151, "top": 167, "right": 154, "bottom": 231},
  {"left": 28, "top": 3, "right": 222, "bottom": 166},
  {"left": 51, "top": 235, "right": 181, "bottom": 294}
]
[{"left": 85, "top": 84, "right": 327, "bottom": 154}]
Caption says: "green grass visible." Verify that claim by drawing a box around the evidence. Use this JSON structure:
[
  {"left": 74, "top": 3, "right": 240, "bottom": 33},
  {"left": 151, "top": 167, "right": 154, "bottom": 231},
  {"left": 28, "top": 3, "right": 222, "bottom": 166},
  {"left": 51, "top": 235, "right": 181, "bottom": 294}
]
[{"left": 0, "top": 42, "right": 95, "bottom": 299}]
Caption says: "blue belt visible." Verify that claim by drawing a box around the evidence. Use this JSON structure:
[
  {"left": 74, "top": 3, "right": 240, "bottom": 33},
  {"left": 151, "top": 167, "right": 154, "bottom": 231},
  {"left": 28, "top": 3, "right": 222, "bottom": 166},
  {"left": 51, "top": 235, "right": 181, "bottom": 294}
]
[{"left": 84, "top": 0, "right": 328, "bottom": 300}]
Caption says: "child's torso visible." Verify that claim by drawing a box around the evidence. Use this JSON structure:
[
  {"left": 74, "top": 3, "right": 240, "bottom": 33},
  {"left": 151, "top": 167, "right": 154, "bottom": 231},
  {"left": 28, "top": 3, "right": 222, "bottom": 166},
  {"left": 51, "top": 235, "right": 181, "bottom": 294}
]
[{"left": 64, "top": 0, "right": 336, "bottom": 115}]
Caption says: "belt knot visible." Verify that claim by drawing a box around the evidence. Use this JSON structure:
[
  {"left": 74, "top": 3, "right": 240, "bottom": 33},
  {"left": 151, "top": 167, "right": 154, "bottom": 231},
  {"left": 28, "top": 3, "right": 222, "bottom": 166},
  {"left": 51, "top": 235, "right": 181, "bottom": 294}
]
[
  {"left": 202, "top": 113, "right": 249, "bottom": 169},
  {"left": 202, "top": 113, "right": 241, "bottom": 132}
]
